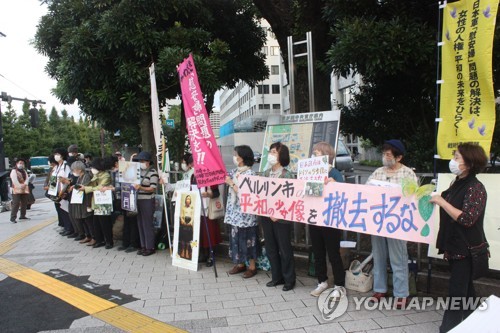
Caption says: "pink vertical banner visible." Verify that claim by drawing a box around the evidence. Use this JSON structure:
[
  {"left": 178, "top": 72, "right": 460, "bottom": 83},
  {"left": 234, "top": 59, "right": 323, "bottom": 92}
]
[{"left": 177, "top": 54, "right": 226, "bottom": 187}]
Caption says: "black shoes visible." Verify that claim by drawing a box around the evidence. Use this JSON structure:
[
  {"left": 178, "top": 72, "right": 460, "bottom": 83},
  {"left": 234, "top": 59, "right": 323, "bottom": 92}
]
[
  {"left": 92, "top": 242, "right": 105, "bottom": 248},
  {"left": 105, "top": 243, "right": 114, "bottom": 249},
  {"left": 142, "top": 249, "right": 156, "bottom": 256},
  {"left": 74, "top": 235, "right": 85, "bottom": 241},
  {"left": 67, "top": 233, "right": 78, "bottom": 239},
  {"left": 10, "top": 219, "right": 17, "bottom": 224},
  {"left": 282, "top": 282, "right": 295, "bottom": 292},
  {"left": 60, "top": 231, "right": 72, "bottom": 236},
  {"left": 19, "top": 217, "right": 30, "bottom": 220},
  {"left": 206, "top": 257, "right": 214, "bottom": 267},
  {"left": 266, "top": 279, "right": 285, "bottom": 287},
  {"left": 125, "top": 246, "right": 138, "bottom": 253}
]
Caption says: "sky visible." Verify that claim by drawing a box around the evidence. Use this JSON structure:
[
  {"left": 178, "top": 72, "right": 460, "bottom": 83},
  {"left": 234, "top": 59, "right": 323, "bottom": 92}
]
[{"left": 0, "top": 0, "right": 80, "bottom": 118}]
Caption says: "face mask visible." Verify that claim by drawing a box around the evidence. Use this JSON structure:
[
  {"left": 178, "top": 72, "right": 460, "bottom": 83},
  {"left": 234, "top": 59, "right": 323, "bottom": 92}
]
[
  {"left": 140, "top": 162, "right": 148, "bottom": 170},
  {"left": 17, "top": 164, "right": 24, "bottom": 169},
  {"left": 382, "top": 157, "right": 396, "bottom": 168},
  {"left": 72, "top": 171, "right": 81, "bottom": 177},
  {"left": 268, "top": 154, "right": 278, "bottom": 166},
  {"left": 91, "top": 168, "right": 99, "bottom": 175},
  {"left": 233, "top": 156, "right": 240, "bottom": 166},
  {"left": 68, "top": 153, "right": 74, "bottom": 157},
  {"left": 181, "top": 163, "right": 188, "bottom": 171},
  {"left": 449, "top": 159, "right": 463, "bottom": 176},
  {"left": 54, "top": 154, "right": 62, "bottom": 162}
]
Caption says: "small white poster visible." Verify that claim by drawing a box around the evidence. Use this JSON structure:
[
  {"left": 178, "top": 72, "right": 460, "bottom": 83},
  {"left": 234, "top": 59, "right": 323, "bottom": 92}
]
[
  {"left": 93, "top": 190, "right": 113, "bottom": 216},
  {"left": 70, "top": 189, "right": 84, "bottom": 204},
  {"left": 297, "top": 155, "right": 329, "bottom": 197},
  {"left": 118, "top": 161, "right": 141, "bottom": 184}
]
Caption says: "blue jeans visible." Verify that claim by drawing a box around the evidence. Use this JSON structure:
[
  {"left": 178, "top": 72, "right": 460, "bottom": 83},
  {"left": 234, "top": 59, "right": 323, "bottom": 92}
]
[{"left": 371, "top": 235, "right": 409, "bottom": 297}]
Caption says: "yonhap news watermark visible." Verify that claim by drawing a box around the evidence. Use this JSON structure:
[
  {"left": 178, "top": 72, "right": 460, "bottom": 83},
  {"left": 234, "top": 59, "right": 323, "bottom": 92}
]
[{"left": 318, "top": 290, "right": 490, "bottom": 321}]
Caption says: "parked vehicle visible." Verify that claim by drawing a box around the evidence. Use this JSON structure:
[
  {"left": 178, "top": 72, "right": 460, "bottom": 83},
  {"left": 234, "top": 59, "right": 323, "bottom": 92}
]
[
  {"left": 335, "top": 140, "right": 354, "bottom": 172},
  {"left": 29, "top": 156, "right": 50, "bottom": 173}
]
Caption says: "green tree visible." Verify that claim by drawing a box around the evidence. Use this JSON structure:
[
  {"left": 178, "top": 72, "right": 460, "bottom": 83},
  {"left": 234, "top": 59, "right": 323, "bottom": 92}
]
[
  {"left": 34, "top": 0, "right": 268, "bottom": 153},
  {"left": 323, "top": 0, "right": 500, "bottom": 171}
]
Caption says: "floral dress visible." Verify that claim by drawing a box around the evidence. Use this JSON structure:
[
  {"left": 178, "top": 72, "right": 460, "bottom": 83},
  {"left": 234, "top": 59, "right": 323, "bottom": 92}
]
[{"left": 224, "top": 167, "right": 259, "bottom": 264}]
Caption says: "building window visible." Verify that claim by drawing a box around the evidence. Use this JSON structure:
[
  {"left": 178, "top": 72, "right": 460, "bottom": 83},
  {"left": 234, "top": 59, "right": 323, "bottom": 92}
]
[
  {"left": 272, "top": 85, "right": 280, "bottom": 94},
  {"left": 270, "top": 46, "right": 280, "bottom": 56},
  {"left": 272, "top": 104, "right": 280, "bottom": 110},
  {"left": 261, "top": 46, "right": 268, "bottom": 55},
  {"left": 257, "top": 85, "right": 270, "bottom": 94},
  {"left": 271, "top": 65, "right": 279, "bottom": 75},
  {"left": 258, "top": 104, "right": 271, "bottom": 110}
]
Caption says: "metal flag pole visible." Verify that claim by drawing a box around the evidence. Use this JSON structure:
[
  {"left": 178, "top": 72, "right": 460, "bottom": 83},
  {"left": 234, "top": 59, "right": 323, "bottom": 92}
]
[{"left": 198, "top": 187, "right": 218, "bottom": 278}]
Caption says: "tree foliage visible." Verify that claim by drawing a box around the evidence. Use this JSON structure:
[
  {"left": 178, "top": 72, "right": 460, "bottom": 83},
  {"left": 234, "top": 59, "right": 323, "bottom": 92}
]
[
  {"left": 323, "top": 0, "right": 500, "bottom": 171},
  {"left": 2, "top": 102, "right": 107, "bottom": 163},
  {"left": 34, "top": 0, "right": 268, "bottom": 152}
]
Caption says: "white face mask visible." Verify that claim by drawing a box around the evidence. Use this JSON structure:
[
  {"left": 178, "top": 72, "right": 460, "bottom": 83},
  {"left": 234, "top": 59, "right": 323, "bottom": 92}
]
[
  {"left": 73, "top": 171, "right": 81, "bottom": 177},
  {"left": 140, "top": 162, "right": 148, "bottom": 170},
  {"left": 181, "top": 163, "right": 188, "bottom": 171},
  {"left": 382, "top": 157, "right": 396, "bottom": 168},
  {"left": 449, "top": 159, "right": 463, "bottom": 176},
  {"left": 54, "top": 154, "right": 62, "bottom": 162},
  {"left": 17, "top": 164, "right": 24, "bottom": 169},
  {"left": 91, "top": 168, "right": 99, "bottom": 175},
  {"left": 68, "top": 152, "right": 74, "bottom": 157},
  {"left": 267, "top": 154, "right": 278, "bottom": 166},
  {"left": 233, "top": 156, "right": 240, "bottom": 166}
]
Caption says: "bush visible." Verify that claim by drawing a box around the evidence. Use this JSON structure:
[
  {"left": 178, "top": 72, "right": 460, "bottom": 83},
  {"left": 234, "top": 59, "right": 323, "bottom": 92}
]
[{"left": 359, "top": 160, "right": 382, "bottom": 167}]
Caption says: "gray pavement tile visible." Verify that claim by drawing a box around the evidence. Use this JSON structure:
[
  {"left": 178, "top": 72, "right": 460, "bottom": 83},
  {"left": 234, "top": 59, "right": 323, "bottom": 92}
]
[
  {"left": 174, "top": 310, "right": 208, "bottom": 321},
  {"left": 271, "top": 300, "right": 306, "bottom": 311},
  {"left": 192, "top": 301, "right": 223, "bottom": 311},
  {"left": 176, "top": 296, "right": 206, "bottom": 305},
  {"left": 405, "top": 311, "right": 443, "bottom": 324},
  {"left": 305, "top": 322, "right": 346, "bottom": 333},
  {"left": 144, "top": 298, "right": 176, "bottom": 307},
  {"left": 204, "top": 281, "right": 233, "bottom": 289},
  {"left": 190, "top": 288, "right": 221, "bottom": 297},
  {"left": 260, "top": 309, "right": 296, "bottom": 322},
  {"left": 177, "top": 283, "right": 206, "bottom": 291},
  {"left": 313, "top": 313, "right": 354, "bottom": 325},
  {"left": 210, "top": 324, "right": 248, "bottom": 333},
  {"left": 158, "top": 304, "right": 192, "bottom": 314},
  {"left": 222, "top": 298, "right": 254, "bottom": 309},
  {"left": 69, "top": 316, "right": 107, "bottom": 328},
  {"left": 208, "top": 308, "right": 242, "bottom": 318},
  {"left": 234, "top": 290, "right": 266, "bottom": 300},
  {"left": 281, "top": 315, "right": 319, "bottom": 330},
  {"left": 205, "top": 293, "right": 236, "bottom": 303},
  {"left": 373, "top": 314, "right": 414, "bottom": 328},
  {"left": 239, "top": 303, "right": 273, "bottom": 315},
  {"left": 340, "top": 319, "right": 381, "bottom": 332},
  {"left": 218, "top": 286, "right": 249, "bottom": 295},
  {"left": 226, "top": 314, "right": 262, "bottom": 326},
  {"left": 348, "top": 309, "right": 387, "bottom": 320},
  {"left": 244, "top": 321, "right": 284, "bottom": 332},
  {"left": 253, "top": 295, "right": 285, "bottom": 305},
  {"left": 160, "top": 290, "right": 191, "bottom": 299}
]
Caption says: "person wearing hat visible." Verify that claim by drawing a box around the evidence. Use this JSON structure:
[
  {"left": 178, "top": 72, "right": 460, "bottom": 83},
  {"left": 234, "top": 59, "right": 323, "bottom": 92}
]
[
  {"left": 114, "top": 151, "right": 125, "bottom": 162},
  {"left": 366, "top": 139, "right": 417, "bottom": 309},
  {"left": 9, "top": 158, "right": 30, "bottom": 223},
  {"left": 132, "top": 151, "right": 159, "bottom": 256}
]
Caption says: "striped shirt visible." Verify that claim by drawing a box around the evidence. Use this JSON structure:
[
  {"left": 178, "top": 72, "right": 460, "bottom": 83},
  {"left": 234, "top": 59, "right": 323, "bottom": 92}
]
[
  {"left": 137, "top": 167, "right": 159, "bottom": 200},
  {"left": 367, "top": 164, "right": 417, "bottom": 185}
]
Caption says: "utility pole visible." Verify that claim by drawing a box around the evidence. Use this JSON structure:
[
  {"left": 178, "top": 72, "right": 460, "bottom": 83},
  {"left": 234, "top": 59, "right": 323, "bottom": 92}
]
[{"left": 0, "top": 92, "right": 45, "bottom": 201}]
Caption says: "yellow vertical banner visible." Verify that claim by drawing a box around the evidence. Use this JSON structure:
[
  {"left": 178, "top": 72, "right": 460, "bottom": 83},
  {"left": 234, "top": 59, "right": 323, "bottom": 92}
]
[{"left": 438, "top": 0, "right": 498, "bottom": 159}]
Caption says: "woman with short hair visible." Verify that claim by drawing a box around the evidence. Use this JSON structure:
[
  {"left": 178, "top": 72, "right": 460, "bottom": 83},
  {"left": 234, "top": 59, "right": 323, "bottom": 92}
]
[
  {"left": 430, "top": 143, "right": 489, "bottom": 332},
  {"left": 68, "top": 161, "right": 94, "bottom": 243},
  {"left": 261, "top": 142, "right": 296, "bottom": 291},
  {"left": 224, "top": 145, "right": 259, "bottom": 278}
]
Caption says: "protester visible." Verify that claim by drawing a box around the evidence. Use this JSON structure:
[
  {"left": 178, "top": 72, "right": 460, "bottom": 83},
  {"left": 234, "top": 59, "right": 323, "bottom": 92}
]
[
  {"left": 260, "top": 142, "right": 296, "bottom": 290},
  {"left": 179, "top": 194, "right": 194, "bottom": 259},
  {"left": 366, "top": 139, "right": 417, "bottom": 308},
  {"left": 181, "top": 153, "right": 222, "bottom": 266},
  {"left": 44, "top": 155, "right": 60, "bottom": 230},
  {"left": 67, "top": 144, "right": 80, "bottom": 165},
  {"left": 430, "top": 143, "right": 488, "bottom": 332},
  {"left": 104, "top": 156, "right": 140, "bottom": 253},
  {"left": 52, "top": 148, "right": 73, "bottom": 236},
  {"left": 115, "top": 151, "right": 125, "bottom": 161},
  {"left": 133, "top": 151, "right": 159, "bottom": 256},
  {"left": 83, "top": 153, "right": 93, "bottom": 167},
  {"left": 224, "top": 145, "right": 259, "bottom": 278},
  {"left": 26, "top": 172, "right": 36, "bottom": 210},
  {"left": 68, "top": 161, "right": 93, "bottom": 243},
  {"left": 9, "top": 158, "right": 30, "bottom": 223},
  {"left": 82, "top": 157, "right": 113, "bottom": 249},
  {"left": 309, "top": 141, "right": 346, "bottom": 297}
]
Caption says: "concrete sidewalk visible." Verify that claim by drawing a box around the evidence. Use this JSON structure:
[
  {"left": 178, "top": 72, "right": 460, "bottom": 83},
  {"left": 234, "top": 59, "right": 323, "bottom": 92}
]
[{"left": 0, "top": 199, "right": 443, "bottom": 333}]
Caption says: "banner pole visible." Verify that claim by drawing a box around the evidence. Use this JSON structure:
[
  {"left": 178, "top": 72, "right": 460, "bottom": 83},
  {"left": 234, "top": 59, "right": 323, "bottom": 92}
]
[{"left": 198, "top": 187, "right": 218, "bottom": 278}]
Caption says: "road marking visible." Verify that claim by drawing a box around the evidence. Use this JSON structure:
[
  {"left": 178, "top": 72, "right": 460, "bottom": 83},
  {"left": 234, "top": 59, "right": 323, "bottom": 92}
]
[{"left": 0, "top": 219, "right": 186, "bottom": 333}]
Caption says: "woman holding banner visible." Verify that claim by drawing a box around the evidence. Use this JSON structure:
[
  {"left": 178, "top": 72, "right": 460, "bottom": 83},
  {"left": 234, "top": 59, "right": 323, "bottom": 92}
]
[
  {"left": 261, "top": 142, "right": 296, "bottom": 291},
  {"left": 224, "top": 145, "right": 259, "bottom": 278},
  {"left": 430, "top": 143, "right": 488, "bottom": 333},
  {"left": 309, "top": 141, "right": 346, "bottom": 298},
  {"left": 367, "top": 139, "right": 417, "bottom": 308}
]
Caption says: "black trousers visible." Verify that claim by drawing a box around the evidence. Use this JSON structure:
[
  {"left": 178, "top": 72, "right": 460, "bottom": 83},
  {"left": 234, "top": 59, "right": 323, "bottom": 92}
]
[
  {"left": 261, "top": 218, "right": 296, "bottom": 285},
  {"left": 56, "top": 203, "right": 73, "bottom": 233},
  {"left": 122, "top": 213, "right": 140, "bottom": 248},
  {"left": 440, "top": 257, "right": 475, "bottom": 333},
  {"left": 93, "top": 215, "right": 113, "bottom": 245},
  {"left": 310, "top": 225, "right": 345, "bottom": 286}
]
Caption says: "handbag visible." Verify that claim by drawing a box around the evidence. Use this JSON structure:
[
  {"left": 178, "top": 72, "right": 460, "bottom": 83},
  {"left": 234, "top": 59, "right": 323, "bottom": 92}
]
[
  {"left": 345, "top": 255, "right": 374, "bottom": 293},
  {"left": 457, "top": 226, "right": 490, "bottom": 280},
  {"left": 207, "top": 187, "right": 224, "bottom": 220}
]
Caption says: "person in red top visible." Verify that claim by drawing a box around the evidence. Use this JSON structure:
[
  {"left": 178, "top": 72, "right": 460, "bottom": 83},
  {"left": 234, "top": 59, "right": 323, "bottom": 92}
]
[{"left": 10, "top": 158, "right": 30, "bottom": 223}]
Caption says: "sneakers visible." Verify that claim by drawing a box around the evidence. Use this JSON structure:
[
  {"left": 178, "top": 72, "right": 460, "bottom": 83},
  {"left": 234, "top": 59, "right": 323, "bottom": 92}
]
[
  {"left": 311, "top": 281, "right": 329, "bottom": 297},
  {"left": 330, "top": 286, "right": 347, "bottom": 301}
]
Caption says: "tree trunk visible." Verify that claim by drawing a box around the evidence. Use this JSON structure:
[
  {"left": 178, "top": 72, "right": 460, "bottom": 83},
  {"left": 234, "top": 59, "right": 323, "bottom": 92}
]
[
  {"left": 253, "top": 0, "right": 332, "bottom": 113},
  {"left": 139, "top": 110, "right": 156, "bottom": 165}
]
